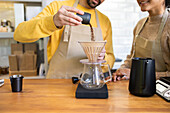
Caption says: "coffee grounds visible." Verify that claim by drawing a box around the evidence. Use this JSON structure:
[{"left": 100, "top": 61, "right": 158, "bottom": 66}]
[{"left": 89, "top": 23, "right": 95, "bottom": 41}]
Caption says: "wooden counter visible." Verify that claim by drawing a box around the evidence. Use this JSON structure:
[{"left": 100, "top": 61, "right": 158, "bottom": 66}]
[{"left": 0, "top": 79, "right": 169, "bottom": 113}]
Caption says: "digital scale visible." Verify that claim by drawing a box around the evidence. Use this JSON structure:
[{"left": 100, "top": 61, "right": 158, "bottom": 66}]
[{"left": 156, "top": 77, "right": 170, "bottom": 102}]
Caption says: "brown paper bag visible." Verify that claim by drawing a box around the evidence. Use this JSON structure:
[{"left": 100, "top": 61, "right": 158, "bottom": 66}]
[
  {"left": 24, "top": 43, "right": 37, "bottom": 53},
  {"left": 16, "top": 54, "right": 23, "bottom": 71},
  {"left": 11, "top": 43, "right": 23, "bottom": 54},
  {"left": 9, "top": 55, "right": 18, "bottom": 71},
  {"left": 33, "top": 54, "right": 37, "bottom": 69},
  {"left": 25, "top": 50, "right": 35, "bottom": 54},
  {"left": 20, "top": 54, "right": 34, "bottom": 70}
]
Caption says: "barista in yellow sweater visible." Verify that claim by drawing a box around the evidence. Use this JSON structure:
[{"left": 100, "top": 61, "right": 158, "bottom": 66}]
[{"left": 14, "top": 0, "right": 115, "bottom": 78}]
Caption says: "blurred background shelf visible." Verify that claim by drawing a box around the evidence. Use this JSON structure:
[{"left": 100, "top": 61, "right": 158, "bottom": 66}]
[
  {"left": 0, "top": 0, "right": 44, "bottom": 78},
  {"left": 0, "top": 32, "right": 14, "bottom": 38}
]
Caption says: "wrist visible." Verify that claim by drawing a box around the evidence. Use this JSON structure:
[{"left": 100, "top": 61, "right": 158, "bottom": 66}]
[
  {"left": 55, "top": 25, "right": 63, "bottom": 29},
  {"left": 53, "top": 15, "right": 63, "bottom": 29}
]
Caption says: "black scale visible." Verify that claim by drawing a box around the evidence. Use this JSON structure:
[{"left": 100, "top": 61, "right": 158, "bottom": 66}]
[
  {"left": 156, "top": 77, "right": 170, "bottom": 102},
  {"left": 73, "top": 72, "right": 113, "bottom": 99},
  {"left": 76, "top": 83, "right": 108, "bottom": 99}
]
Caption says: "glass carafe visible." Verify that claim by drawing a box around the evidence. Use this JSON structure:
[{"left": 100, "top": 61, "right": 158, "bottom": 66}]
[{"left": 80, "top": 60, "right": 112, "bottom": 89}]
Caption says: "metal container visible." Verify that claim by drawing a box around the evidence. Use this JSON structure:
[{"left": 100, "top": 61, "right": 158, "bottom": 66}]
[{"left": 129, "top": 58, "right": 156, "bottom": 97}]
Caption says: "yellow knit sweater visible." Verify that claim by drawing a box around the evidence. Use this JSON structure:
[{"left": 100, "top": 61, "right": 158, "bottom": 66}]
[{"left": 14, "top": 0, "right": 115, "bottom": 70}]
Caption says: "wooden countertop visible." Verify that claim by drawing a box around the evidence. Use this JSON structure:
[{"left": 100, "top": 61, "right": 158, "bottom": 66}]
[{"left": 0, "top": 79, "right": 169, "bottom": 113}]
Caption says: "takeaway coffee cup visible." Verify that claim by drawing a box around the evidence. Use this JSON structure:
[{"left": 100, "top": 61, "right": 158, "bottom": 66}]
[
  {"left": 10, "top": 75, "right": 24, "bottom": 92},
  {"left": 76, "top": 12, "right": 91, "bottom": 24}
]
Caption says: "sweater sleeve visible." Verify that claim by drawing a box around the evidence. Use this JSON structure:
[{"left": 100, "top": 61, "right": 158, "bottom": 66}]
[{"left": 14, "top": 2, "right": 59, "bottom": 43}]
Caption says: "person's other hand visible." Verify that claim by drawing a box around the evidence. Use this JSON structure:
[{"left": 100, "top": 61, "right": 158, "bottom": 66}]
[
  {"left": 53, "top": 5, "right": 84, "bottom": 28},
  {"left": 98, "top": 47, "right": 106, "bottom": 60},
  {"left": 112, "top": 68, "right": 130, "bottom": 82}
]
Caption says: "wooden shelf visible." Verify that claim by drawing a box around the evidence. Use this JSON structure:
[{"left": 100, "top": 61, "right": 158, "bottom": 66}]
[
  {"left": 0, "top": 32, "right": 14, "bottom": 38},
  {"left": 0, "top": 0, "right": 41, "bottom": 3}
]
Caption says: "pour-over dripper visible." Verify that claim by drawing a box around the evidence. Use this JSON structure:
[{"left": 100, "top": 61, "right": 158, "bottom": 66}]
[
  {"left": 78, "top": 41, "right": 106, "bottom": 62},
  {"left": 78, "top": 41, "right": 112, "bottom": 90}
]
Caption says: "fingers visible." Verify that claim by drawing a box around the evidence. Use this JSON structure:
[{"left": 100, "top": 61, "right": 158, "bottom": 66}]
[
  {"left": 62, "top": 5, "right": 84, "bottom": 22},
  {"left": 63, "top": 5, "right": 84, "bottom": 15},
  {"left": 112, "top": 68, "right": 130, "bottom": 82},
  {"left": 98, "top": 48, "right": 106, "bottom": 60},
  {"left": 113, "top": 74, "right": 124, "bottom": 82},
  {"left": 62, "top": 15, "right": 82, "bottom": 26},
  {"left": 99, "top": 52, "right": 105, "bottom": 57},
  {"left": 113, "top": 74, "right": 122, "bottom": 82},
  {"left": 121, "top": 75, "right": 128, "bottom": 80},
  {"left": 98, "top": 53, "right": 105, "bottom": 60},
  {"left": 115, "top": 75, "right": 128, "bottom": 81},
  {"left": 62, "top": 9, "right": 83, "bottom": 22},
  {"left": 113, "top": 73, "right": 118, "bottom": 82},
  {"left": 53, "top": 5, "right": 84, "bottom": 27}
]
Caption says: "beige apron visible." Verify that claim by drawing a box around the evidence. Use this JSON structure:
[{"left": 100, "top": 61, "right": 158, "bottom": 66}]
[
  {"left": 46, "top": 0, "right": 103, "bottom": 79},
  {"left": 131, "top": 9, "right": 168, "bottom": 72}
]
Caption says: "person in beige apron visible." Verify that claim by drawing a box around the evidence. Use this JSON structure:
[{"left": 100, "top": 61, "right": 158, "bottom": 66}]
[
  {"left": 47, "top": 0, "right": 104, "bottom": 79},
  {"left": 113, "top": 0, "right": 170, "bottom": 81}
]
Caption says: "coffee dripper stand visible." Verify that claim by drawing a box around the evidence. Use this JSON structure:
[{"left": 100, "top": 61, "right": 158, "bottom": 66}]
[{"left": 75, "top": 41, "right": 112, "bottom": 99}]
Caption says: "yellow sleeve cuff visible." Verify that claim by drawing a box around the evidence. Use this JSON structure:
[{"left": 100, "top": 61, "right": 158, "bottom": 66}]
[{"left": 44, "top": 15, "right": 60, "bottom": 32}]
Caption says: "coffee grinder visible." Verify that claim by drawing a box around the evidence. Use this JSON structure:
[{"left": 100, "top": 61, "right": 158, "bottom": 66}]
[{"left": 75, "top": 41, "right": 112, "bottom": 99}]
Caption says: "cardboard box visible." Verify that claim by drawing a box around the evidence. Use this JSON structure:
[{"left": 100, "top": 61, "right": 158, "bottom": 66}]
[
  {"left": 25, "top": 50, "right": 35, "bottom": 54},
  {"left": 9, "top": 69, "right": 37, "bottom": 77},
  {"left": 20, "top": 54, "right": 37, "bottom": 71},
  {"left": 33, "top": 54, "right": 37, "bottom": 69},
  {"left": 13, "top": 51, "right": 23, "bottom": 55},
  {"left": 16, "top": 54, "right": 23, "bottom": 71},
  {"left": 25, "top": 54, "right": 34, "bottom": 70},
  {"left": 9, "top": 43, "right": 37, "bottom": 77},
  {"left": 24, "top": 43, "right": 37, "bottom": 53},
  {"left": 9, "top": 55, "right": 18, "bottom": 71},
  {"left": 11, "top": 43, "right": 23, "bottom": 54}
]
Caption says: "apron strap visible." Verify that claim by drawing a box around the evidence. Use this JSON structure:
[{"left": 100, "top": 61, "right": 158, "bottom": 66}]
[
  {"left": 95, "top": 10, "right": 100, "bottom": 28},
  {"left": 156, "top": 9, "right": 169, "bottom": 41},
  {"left": 63, "top": 25, "right": 70, "bottom": 42},
  {"left": 63, "top": 0, "right": 79, "bottom": 42},
  {"left": 135, "top": 17, "right": 148, "bottom": 39},
  {"left": 151, "top": 9, "right": 169, "bottom": 68},
  {"left": 130, "top": 17, "right": 148, "bottom": 59}
]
